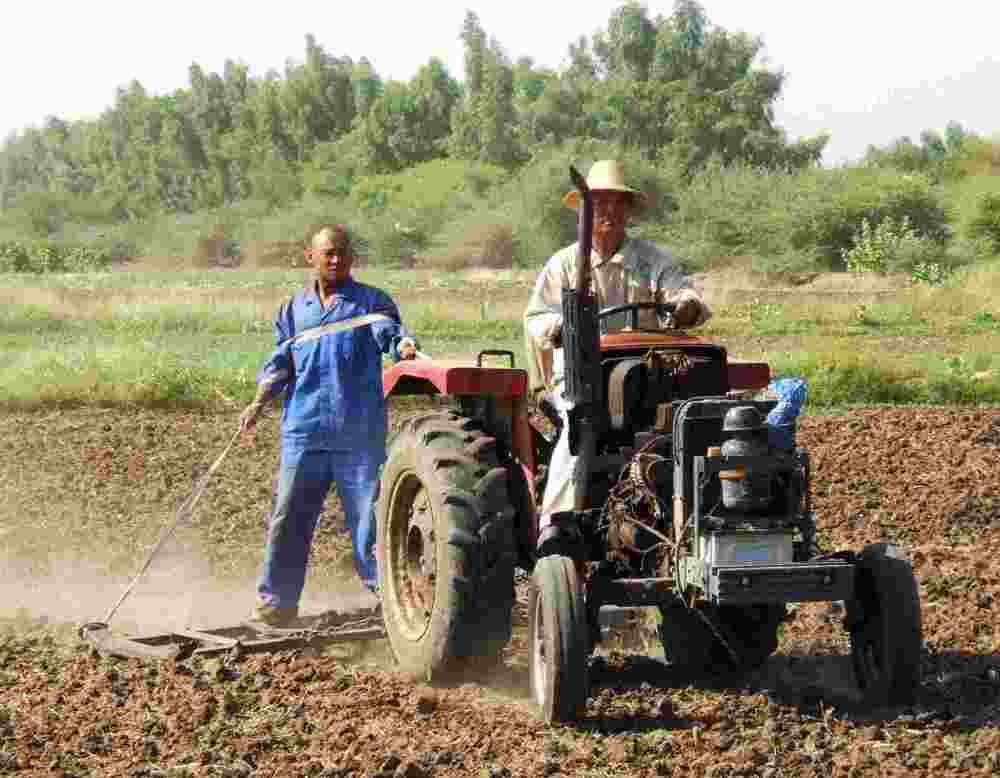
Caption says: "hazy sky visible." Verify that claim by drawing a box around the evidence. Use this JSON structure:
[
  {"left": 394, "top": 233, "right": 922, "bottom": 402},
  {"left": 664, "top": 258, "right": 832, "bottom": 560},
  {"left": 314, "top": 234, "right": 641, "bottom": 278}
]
[{"left": 3, "top": 0, "right": 999, "bottom": 163}]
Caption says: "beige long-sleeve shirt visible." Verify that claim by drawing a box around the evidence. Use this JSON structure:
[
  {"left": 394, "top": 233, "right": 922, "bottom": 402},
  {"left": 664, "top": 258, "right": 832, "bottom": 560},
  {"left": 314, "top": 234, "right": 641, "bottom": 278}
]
[{"left": 523, "top": 237, "right": 711, "bottom": 393}]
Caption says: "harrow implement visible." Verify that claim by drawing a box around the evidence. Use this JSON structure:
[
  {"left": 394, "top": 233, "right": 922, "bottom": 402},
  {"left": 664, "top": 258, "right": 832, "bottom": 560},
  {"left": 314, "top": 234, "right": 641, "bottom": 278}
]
[{"left": 79, "top": 609, "right": 385, "bottom": 661}]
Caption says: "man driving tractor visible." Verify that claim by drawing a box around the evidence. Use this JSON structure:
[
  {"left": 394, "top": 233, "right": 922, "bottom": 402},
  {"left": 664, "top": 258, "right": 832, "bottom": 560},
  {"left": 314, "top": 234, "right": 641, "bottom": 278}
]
[{"left": 524, "top": 159, "right": 712, "bottom": 530}]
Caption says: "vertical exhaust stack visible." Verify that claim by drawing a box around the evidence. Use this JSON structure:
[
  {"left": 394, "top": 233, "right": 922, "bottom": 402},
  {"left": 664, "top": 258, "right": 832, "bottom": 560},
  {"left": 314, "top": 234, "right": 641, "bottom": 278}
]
[{"left": 562, "top": 166, "right": 603, "bottom": 511}]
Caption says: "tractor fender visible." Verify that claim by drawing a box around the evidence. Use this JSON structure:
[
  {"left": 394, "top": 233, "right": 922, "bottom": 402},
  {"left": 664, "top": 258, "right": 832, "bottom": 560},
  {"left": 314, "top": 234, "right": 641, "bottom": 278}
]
[{"left": 382, "top": 360, "right": 528, "bottom": 399}]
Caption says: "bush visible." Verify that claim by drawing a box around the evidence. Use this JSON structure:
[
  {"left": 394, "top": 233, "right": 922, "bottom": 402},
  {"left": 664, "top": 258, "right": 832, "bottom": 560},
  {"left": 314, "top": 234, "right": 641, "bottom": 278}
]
[
  {"left": 351, "top": 159, "right": 505, "bottom": 214},
  {"left": 302, "top": 130, "right": 371, "bottom": 198},
  {"left": 968, "top": 192, "right": 1000, "bottom": 253},
  {"left": 841, "top": 217, "right": 942, "bottom": 275},
  {"left": 635, "top": 162, "right": 954, "bottom": 274},
  {"left": 0, "top": 241, "right": 114, "bottom": 273},
  {"left": 785, "top": 168, "right": 950, "bottom": 269},
  {"left": 662, "top": 161, "right": 797, "bottom": 259},
  {"left": 909, "top": 261, "right": 951, "bottom": 286}
]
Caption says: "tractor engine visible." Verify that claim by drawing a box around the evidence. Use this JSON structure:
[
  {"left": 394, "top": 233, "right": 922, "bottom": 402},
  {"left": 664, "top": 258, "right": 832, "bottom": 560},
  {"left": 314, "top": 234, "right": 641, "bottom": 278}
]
[
  {"left": 604, "top": 448, "right": 673, "bottom": 577},
  {"left": 596, "top": 390, "right": 811, "bottom": 580},
  {"left": 589, "top": 343, "right": 728, "bottom": 579}
]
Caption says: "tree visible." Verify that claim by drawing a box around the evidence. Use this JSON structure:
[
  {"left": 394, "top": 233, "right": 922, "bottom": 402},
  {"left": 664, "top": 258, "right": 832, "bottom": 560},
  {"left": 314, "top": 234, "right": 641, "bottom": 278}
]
[
  {"left": 564, "top": 35, "right": 597, "bottom": 84},
  {"left": 352, "top": 58, "right": 383, "bottom": 117},
  {"left": 477, "top": 39, "right": 521, "bottom": 166},
  {"left": 578, "top": 0, "right": 825, "bottom": 169},
  {"left": 461, "top": 11, "right": 486, "bottom": 99},
  {"left": 944, "top": 120, "right": 967, "bottom": 152},
  {"left": 593, "top": 1, "right": 657, "bottom": 81},
  {"left": 357, "top": 58, "right": 459, "bottom": 172},
  {"left": 450, "top": 18, "right": 522, "bottom": 167}
]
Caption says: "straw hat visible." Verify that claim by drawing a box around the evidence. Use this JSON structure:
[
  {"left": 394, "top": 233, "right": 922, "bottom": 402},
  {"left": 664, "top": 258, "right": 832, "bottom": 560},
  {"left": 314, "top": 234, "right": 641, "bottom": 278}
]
[{"left": 562, "top": 159, "right": 648, "bottom": 210}]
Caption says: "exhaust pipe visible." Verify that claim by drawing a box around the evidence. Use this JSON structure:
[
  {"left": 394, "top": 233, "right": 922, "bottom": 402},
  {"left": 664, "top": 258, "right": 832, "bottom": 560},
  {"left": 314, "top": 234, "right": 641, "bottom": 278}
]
[{"left": 561, "top": 166, "right": 602, "bottom": 511}]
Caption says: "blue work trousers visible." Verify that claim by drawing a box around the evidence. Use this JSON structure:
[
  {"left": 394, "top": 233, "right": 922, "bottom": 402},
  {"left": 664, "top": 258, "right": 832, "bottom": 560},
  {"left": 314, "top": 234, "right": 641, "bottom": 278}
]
[{"left": 257, "top": 450, "right": 380, "bottom": 610}]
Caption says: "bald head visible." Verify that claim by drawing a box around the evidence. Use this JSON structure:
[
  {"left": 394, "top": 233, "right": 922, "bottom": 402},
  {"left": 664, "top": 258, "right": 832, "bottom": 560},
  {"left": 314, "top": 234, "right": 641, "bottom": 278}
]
[
  {"left": 305, "top": 224, "right": 354, "bottom": 289},
  {"left": 310, "top": 225, "right": 352, "bottom": 253}
]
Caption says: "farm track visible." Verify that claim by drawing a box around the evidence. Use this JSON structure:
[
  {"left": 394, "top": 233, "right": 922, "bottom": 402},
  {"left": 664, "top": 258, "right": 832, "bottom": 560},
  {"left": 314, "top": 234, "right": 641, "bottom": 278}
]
[{"left": 1, "top": 406, "right": 999, "bottom": 777}]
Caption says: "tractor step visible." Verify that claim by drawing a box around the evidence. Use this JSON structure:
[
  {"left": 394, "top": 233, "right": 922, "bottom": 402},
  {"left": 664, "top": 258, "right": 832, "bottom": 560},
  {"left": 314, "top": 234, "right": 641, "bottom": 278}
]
[{"left": 707, "top": 561, "right": 855, "bottom": 605}]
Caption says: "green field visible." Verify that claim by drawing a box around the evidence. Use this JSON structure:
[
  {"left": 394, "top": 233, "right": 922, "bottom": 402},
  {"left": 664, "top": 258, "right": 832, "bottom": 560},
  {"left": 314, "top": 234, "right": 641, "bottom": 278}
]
[{"left": 1, "top": 260, "right": 999, "bottom": 411}]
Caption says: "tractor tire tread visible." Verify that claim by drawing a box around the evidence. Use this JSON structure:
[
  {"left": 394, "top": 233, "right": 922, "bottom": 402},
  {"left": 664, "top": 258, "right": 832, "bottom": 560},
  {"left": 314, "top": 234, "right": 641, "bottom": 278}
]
[{"left": 378, "top": 412, "right": 516, "bottom": 679}]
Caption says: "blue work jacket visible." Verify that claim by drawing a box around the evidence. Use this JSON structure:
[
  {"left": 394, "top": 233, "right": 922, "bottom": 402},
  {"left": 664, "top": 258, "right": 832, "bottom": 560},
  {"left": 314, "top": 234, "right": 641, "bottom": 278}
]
[{"left": 256, "top": 278, "right": 414, "bottom": 463}]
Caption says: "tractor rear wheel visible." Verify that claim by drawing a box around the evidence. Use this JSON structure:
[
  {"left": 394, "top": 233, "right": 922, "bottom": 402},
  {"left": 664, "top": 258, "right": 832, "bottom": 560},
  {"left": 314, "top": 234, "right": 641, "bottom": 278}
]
[
  {"left": 847, "top": 544, "right": 923, "bottom": 706},
  {"left": 528, "top": 555, "right": 590, "bottom": 723},
  {"left": 377, "top": 411, "right": 516, "bottom": 679}
]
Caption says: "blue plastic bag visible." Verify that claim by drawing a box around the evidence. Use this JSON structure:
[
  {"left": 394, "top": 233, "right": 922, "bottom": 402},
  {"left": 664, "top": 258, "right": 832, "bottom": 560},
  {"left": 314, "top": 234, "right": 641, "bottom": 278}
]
[{"left": 765, "top": 377, "right": 807, "bottom": 450}]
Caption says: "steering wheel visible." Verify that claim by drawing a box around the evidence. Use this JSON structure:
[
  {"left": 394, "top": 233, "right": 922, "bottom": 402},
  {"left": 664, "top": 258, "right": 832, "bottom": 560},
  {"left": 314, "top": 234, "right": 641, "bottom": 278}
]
[{"left": 598, "top": 301, "right": 677, "bottom": 332}]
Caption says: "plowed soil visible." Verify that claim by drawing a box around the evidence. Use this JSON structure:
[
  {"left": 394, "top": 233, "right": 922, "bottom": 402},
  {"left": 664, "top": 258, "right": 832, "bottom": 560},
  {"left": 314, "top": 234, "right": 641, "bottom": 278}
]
[{"left": 2, "top": 406, "right": 999, "bottom": 777}]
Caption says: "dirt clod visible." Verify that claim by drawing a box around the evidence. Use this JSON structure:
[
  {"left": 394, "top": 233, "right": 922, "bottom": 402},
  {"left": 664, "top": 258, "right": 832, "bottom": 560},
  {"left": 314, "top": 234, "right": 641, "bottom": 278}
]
[{"left": 413, "top": 689, "right": 438, "bottom": 715}]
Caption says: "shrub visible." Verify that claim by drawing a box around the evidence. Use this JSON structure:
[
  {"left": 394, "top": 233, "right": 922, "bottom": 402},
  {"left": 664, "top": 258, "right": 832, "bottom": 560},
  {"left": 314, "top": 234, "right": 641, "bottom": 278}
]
[
  {"left": 785, "top": 168, "right": 949, "bottom": 269},
  {"left": 0, "top": 241, "right": 113, "bottom": 273},
  {"left": 302, "top": 130, "right": 371, "bottom": 198},
  {"left": 841, "top": 217, "right": 942, "bottom": 275},
  {"left": 968, "top": 192, "right": 1000, "bottom": 253},
  {"left": 638, "top": 162, "right": 954, "bottom": 274},
  {"left": 663, "top": 161, "right": 796, "bottom": 259},
  {"left": 910, "top": 261, "right": 951, "bottom": 286},
  {"left": 0, "top": 242, "right": 31, "bottom": 272},
  {"left": 350, "top": 159, "right": 506, "bottom": 214}
]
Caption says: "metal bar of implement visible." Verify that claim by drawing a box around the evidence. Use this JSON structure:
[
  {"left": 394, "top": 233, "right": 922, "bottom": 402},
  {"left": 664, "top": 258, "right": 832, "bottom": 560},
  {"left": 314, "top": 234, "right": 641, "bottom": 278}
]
[
  {"left": 81, "top": 625, "right": 387, "bottom": 660},
  {"left": 80, "top": 624, "right": 184, "bottom": 661},
  {"left": 172, "top": 629, "right": 240, "bottom": 647},
  {"left": 187, "top": 628, "right": 387, "bottom": 656}
]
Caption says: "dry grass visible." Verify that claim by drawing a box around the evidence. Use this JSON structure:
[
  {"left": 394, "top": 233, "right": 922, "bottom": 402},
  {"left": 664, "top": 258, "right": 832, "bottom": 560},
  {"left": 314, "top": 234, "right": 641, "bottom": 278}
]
[
  {"left": 697, "top": 265, "right": 910, "bottom": 308},
  {"left": 240, "top": 240, "right": 303, "bottom": 270},
  {"left": 424, "top": 220, "right": 517, "bottom": 271}
]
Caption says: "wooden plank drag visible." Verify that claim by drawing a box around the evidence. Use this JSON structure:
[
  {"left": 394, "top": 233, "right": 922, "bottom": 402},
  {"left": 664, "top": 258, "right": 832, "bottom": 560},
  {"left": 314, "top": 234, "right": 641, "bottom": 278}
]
[{"left": 79, "top": 612, "right": 386, "bottom": 661}]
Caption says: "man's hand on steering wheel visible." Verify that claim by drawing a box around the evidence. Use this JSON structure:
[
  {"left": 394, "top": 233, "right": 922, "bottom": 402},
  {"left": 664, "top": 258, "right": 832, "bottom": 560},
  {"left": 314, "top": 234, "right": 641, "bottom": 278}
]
[{"left": 671, "top": 296, "right": 701, "bottom": 328}]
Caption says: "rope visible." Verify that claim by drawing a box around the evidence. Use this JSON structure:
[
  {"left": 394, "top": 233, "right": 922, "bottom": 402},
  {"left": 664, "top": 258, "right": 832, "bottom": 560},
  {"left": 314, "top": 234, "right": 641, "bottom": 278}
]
[{"left": 99, "top": 428, "right": 242, "bottom": 626}]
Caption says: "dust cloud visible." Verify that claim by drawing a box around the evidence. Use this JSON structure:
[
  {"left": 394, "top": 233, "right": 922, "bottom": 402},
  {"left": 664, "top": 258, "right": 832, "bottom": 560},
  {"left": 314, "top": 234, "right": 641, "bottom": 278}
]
[{"left": 1, "top": 535, "right": 376, "bottom": 636}]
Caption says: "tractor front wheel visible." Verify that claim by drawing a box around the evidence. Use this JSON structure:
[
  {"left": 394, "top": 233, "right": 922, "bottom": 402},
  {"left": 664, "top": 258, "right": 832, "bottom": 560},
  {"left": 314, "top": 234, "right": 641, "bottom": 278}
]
[
  {"left": 847, "top": 544, "right": 923, "bottom": 706},
  {"left": 528, "top": 555, "right": 590, "bottom": 723},
  {"left": 377, "top": 411, "right": 517, "bottom": 679}
]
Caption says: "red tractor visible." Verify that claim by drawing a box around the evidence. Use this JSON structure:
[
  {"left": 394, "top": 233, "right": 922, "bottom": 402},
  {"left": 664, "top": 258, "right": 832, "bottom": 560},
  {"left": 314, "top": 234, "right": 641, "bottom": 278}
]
[{"left": 375, "top": 170, "right": 922, "bottom": 722}]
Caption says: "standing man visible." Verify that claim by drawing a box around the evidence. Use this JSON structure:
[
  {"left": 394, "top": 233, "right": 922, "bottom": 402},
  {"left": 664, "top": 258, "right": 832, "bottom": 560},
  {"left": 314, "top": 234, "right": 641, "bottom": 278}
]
[
  {"left": 524, "top": 160, "right": 712, "bottom": 530},
  {"left": 240, "top": 224, "right": 418, "bottom": 627}
]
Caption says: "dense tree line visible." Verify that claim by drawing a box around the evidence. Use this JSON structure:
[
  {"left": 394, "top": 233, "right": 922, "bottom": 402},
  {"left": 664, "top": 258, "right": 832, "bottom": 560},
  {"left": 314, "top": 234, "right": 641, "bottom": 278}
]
[
  {"left": 1, "top": 2, "right": 829, "bottom": 232},
  {"left": 862, "top": 121, "right": 1000, "bottom": 181}
]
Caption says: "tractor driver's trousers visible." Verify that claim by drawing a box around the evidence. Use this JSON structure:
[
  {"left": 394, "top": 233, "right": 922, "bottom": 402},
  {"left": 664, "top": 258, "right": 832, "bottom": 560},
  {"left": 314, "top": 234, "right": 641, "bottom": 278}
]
[
  {"left": 539, "top": 383, "right": 578, "bottom": 527},
  {"left": 257, "top": 450, "right": 380, "bottom": 610}
]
